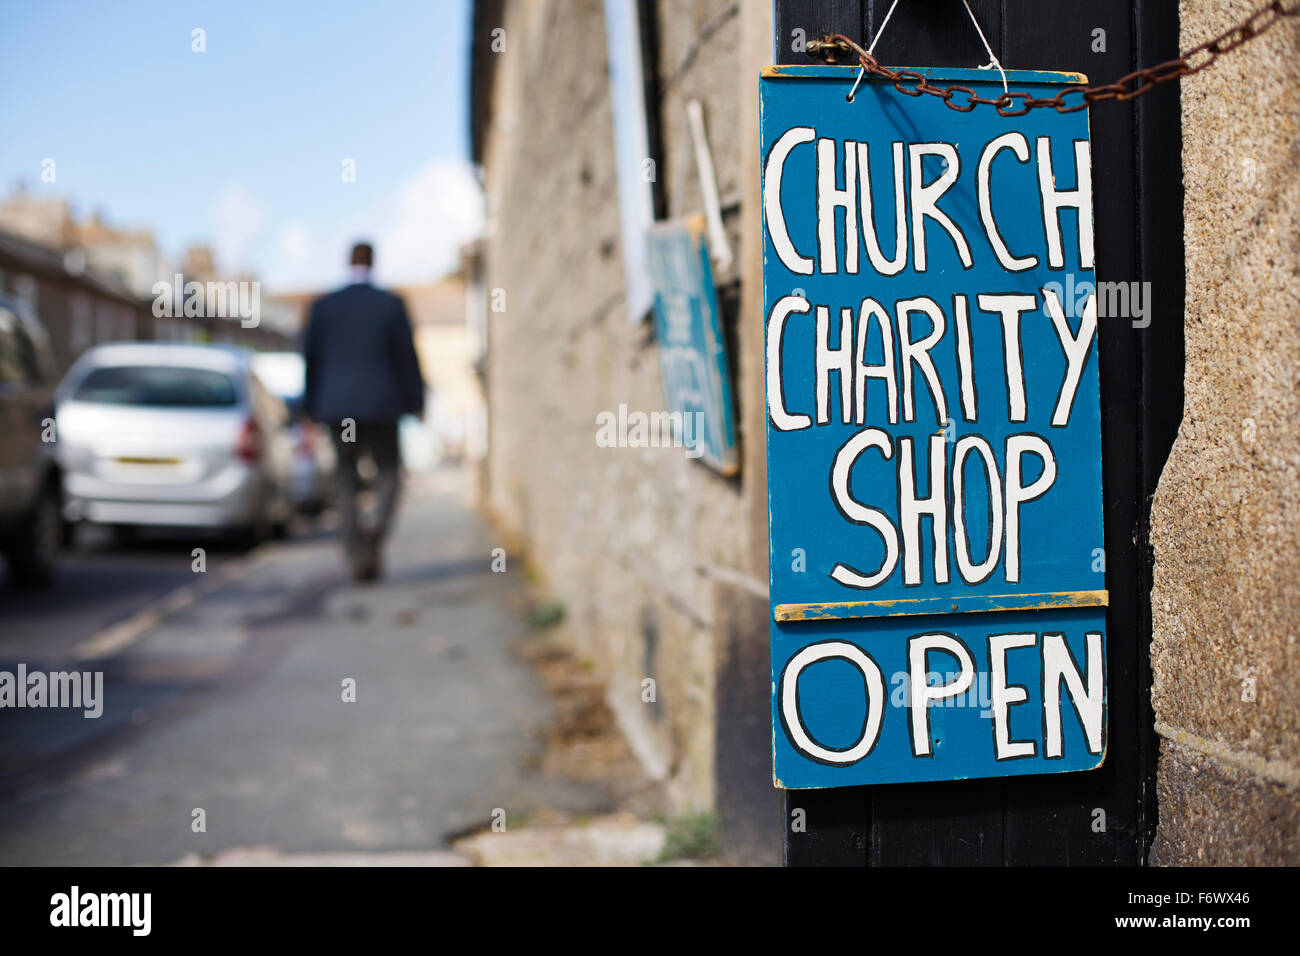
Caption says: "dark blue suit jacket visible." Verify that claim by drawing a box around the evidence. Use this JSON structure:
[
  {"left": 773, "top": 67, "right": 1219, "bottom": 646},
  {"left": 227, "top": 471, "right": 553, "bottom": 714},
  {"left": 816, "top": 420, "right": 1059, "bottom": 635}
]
[{"left": 302, "top": 282, "right": 426, "bottom": 425}]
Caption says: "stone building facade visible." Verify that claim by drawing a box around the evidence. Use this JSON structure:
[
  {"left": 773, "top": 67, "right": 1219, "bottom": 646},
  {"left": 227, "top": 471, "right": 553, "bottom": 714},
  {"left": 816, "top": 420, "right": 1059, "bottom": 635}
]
[
  {"left": 1148, "top": 0, "right": 1300, "bottom": 865},
  {"left": 470, "top": 0, "right": 775, "bottom": 860}
]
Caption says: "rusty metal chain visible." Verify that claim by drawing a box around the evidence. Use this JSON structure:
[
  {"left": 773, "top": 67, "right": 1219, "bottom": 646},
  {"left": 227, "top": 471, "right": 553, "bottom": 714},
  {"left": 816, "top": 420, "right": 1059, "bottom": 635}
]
[{"left": 806, "top": 0, "right": 1300, "bottom": 115}]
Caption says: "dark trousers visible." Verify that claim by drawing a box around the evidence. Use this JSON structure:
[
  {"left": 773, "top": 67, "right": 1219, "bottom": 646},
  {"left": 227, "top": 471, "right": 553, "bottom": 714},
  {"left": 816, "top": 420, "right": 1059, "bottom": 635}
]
[{"left": 329, "top": 422, "right": 401, "bottom": 561}]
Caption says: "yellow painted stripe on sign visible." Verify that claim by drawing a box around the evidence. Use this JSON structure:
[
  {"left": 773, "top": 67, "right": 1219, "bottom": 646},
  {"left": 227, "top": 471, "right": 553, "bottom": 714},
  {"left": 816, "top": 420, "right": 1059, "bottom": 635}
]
[{"left": 774, "top": 590, "right": 1109, "bottom": 623}]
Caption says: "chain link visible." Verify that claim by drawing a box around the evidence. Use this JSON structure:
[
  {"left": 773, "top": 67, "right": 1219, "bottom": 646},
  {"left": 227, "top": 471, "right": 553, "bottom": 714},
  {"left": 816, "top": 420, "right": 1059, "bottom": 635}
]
[{"left": 806, "top": 0, "right": 1300, "bottom": 114}]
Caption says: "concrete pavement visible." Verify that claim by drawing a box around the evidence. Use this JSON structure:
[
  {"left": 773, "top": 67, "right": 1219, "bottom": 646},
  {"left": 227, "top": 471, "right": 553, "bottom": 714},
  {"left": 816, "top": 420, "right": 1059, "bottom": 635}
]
[{"left": 0, "top": 466, "right": 613, "bottom": 865}]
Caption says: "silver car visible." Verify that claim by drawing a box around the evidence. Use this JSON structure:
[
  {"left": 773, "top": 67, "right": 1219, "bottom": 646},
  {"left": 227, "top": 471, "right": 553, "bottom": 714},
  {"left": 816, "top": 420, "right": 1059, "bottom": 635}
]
[
  {"left": 0, "top": 294, "right": 61, "bottom": 586},
  {"left": 251, "top": 351, "right": 336, "bottom": 515},
  {"left": 55, "top": 343, "right": 294, "bottom": 544}
]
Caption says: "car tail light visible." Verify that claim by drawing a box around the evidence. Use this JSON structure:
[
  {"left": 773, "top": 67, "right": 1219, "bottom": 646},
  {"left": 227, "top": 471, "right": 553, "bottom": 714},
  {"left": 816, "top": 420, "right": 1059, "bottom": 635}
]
[{"left": 235, "top": 417, "right": 262, "bottom": 463}]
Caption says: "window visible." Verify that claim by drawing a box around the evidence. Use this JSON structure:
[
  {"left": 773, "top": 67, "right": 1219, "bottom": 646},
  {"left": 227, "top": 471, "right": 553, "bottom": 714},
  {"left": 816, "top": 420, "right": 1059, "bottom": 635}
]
[
  {"left": 604, "top": 0, "right": 665, "bottom": 324},
  {"left": 72, "top": 366, "right": 239, "bottom": 407},
  {"left": 0, "top": 307, "right": 37, "bottom": 386}
]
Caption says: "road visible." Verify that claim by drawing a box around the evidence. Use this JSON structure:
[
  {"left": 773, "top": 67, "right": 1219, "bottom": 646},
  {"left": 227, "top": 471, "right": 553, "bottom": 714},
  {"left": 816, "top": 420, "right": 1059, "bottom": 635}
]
[
  {"left": 0, "top": 467, "right": 609, "bottom": 865},
  {"left": 0, "top": 524, "right": 249, "bottom": 662}
]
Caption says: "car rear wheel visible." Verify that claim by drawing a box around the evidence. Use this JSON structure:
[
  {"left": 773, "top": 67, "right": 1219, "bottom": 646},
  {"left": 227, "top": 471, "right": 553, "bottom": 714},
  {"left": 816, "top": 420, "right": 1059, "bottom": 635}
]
[
  {"left": 7, "top": 484, "right": 61, "bottom": 587},
  {"left": 235, "top": 503, "right": 273, "bottom": 550}
]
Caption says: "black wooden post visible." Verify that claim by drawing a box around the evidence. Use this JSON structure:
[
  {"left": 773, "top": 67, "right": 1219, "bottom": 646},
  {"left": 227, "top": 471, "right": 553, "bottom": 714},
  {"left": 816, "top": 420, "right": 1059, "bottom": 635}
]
[{"left": 773, "top": 0, "right": 1183, "bottom": 867}]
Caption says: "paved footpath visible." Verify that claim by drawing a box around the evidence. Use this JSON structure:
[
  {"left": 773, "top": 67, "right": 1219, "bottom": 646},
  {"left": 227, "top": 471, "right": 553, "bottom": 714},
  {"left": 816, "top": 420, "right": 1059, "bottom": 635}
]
[{"left": 0, "top": 467, "right": 608, "bottom": 865}]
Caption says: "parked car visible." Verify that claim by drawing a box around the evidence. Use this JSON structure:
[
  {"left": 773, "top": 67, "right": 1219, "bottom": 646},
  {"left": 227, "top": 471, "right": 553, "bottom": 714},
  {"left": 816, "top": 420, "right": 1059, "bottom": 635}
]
[
  {"left": 55, "top": 343, "right": 295, "bottom": 545},
  {"left": 251, "top": 351, "right": 336, "bottom": 515},
  {"left": 0, "top": 295, "right": 61, "bottom": 586}
]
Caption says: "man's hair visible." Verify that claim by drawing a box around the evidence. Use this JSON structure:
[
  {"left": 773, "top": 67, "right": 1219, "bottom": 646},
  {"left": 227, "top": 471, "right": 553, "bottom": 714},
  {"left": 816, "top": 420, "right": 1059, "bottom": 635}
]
[{"left": 349, "top": 242, "right": 374, "bottom": 268}]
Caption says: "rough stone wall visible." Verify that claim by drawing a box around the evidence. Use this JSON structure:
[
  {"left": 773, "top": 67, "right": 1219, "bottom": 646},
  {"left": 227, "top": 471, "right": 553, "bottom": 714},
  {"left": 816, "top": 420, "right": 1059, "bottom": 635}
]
[
  {"left": 479, "top": 0, "right": 765, "bottom": 810},
  {"left": 1149, "top": 2, "right": 1300, "bottom": 864}
]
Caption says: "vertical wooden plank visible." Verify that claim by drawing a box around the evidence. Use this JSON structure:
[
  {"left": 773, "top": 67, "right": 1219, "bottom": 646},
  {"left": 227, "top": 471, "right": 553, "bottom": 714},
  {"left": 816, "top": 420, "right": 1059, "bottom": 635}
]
[
  {"left": 715, "top": 582, "right": 785, "bottom": 865},
  {"left": 773, "top": 0, "right": 864, "bottom": 64},
  {"left": 784, "top": 787, "right": 871, "bottom": 866},
  {"left": 1132, "top": 0, "right": 1184, "bottom": 861},
  {"left": 864, "top": 0, "right": 1003, "bottom": 66},
  {"left": 869, "top": 781, "right": 1004, "bottom": 866}
]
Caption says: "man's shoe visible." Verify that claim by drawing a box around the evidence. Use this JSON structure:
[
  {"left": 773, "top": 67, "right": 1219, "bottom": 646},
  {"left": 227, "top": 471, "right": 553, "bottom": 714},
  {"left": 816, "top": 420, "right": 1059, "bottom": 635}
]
[
  {"left": 353, "top": 530, "right": 381, "bottom": 583},
  {"left": 367, "top": 530, "right": 384, "bottom": 581}
]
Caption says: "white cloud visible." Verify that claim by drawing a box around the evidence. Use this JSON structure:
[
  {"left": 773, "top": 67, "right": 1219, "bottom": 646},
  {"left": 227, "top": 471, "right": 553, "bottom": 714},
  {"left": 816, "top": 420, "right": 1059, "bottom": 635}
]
[
  {"left": 373, "top": 159, "right": 483, "bottom": 286},
  {"left": 260, "top": 159, "right": 482, "bottom": 293}
]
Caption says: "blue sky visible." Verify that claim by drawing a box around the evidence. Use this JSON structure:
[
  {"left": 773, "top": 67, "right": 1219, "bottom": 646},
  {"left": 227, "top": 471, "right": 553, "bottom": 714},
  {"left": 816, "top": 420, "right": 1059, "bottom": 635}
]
[{"left": 0, "top": 0, "right": 480, "bottom": 290}]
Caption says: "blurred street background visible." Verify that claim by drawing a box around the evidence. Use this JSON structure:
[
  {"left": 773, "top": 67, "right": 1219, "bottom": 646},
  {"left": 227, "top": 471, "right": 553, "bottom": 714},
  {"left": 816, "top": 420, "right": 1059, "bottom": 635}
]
[
  {"left": 0, "top": 468, "right": 607, "bottom": 865},
  {"left": 0, "top": 467, "right": 673, "bottom": 865},
  {"left": 0, "top": 0, "right": 692, "bottom": 866}
]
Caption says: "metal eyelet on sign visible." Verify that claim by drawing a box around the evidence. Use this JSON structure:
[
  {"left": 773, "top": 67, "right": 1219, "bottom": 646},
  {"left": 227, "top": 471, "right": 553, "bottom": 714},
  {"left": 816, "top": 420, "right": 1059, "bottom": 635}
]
[{"left": 995, "top": 91, "right": 1032, "bottom": 116}]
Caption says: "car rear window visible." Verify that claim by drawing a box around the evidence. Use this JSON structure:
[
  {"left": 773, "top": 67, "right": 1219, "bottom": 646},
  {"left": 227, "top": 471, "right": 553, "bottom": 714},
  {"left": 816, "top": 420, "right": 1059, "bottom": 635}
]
[{"left": 72, "top": 366, "right": 239, "bottom": 407}]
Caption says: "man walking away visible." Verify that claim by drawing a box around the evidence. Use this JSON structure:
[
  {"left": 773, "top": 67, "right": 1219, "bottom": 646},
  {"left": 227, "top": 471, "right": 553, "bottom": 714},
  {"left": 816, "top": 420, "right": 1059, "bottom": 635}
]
[{"left": 303, "top": 242, "right": 425, "bottom": 582}]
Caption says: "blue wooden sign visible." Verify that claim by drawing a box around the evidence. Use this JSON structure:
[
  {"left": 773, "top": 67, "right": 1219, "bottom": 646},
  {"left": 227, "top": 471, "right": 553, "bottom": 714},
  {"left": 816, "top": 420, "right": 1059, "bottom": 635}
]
[
  {"left": 762, "top": 66, "right": 1106, "bottom": 788},
  {"left": 647, "top": 217, "right": 739, "bottom": 474}
]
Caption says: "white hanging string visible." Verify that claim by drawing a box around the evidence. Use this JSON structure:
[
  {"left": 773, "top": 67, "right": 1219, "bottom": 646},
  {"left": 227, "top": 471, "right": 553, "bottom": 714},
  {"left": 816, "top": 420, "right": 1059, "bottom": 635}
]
[
  {"left": 848, "top": 0, "right": 901, "bottom": 101},
  {"left": 960, "top": 0, "right": 1008, "bottom": 95},
  {"left": 866, "top": 0, "right": 904, "bottom": 56},
  {"left": 846, "top": 0, "right": 1009, "bottom": 102}
]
